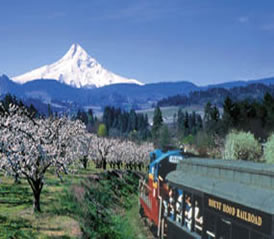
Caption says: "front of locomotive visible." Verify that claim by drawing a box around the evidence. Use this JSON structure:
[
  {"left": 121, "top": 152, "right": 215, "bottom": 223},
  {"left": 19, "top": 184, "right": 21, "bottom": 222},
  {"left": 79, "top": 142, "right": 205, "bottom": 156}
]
[
  {"left": 139, "top": 148, "right": 184, "bottom": 236},
  {"left": 139, "top": 149, "right": 162, "bottom": 226}
]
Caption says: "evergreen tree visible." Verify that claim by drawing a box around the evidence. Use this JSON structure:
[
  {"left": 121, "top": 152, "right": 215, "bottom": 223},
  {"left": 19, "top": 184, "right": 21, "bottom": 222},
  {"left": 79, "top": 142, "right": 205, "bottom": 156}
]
[
  {"left": 86, "top": 109, "right": 95, "bottom": 132},
  {"left": 263, "top": 92, "right": 274, "bottom": 129},
  {"left": 190, "top": 111, "right": 197, "bottom": 134},
  {"left": 177, "top": 108, "right": 184, "bottom": 131},
  {"left": 3, "top": 94, "right": 16, "bottom": 110},
  {"left": 183, "top": 111, "right": 189, "bottom": 136},
  {"left": 29, "top": 104, "right": 38, "bottom": 118},
  {"left": 127, "top": 109, "right": 137, "bottom": 132},
  {"left": 204, "top": 102, "right": 212, "bottom": 123},
  {"left": 137, "top": 114, "right": 144, "bottom": 130},
  {"left": 222, "top": 96, "right": 234, "bottom": 131},
  {"left": 158, "top": 125, "right": 172, "bottom": 149},
  {"left": 87, "top": 109, "right": 94, "bottom": 125},
  {"left": 47, "top": 104, "right": 53, "bottom": 117},
  {"left": 103, "top": 106, "right": 114, "bottom": 131},
  {"left": 196, "top": 115, "right": 203, "bottom": 130},
  {"left": 173, "top": 113, "right": 177, "bottom": 129},
  {"left": 152, "top": 106, "right": 163, "bottom": 139},
  {"left": 76, "top": 110, "right": 88, "bottom": 125},
  {"left": 210, "top": 105, "right": 220, "bottom": 122},
  {"left": 204, "top": 102, "right": 221, "bottom": 134},
  {"left": 144, "top": 114, "right": 149, "bottom": 128}
]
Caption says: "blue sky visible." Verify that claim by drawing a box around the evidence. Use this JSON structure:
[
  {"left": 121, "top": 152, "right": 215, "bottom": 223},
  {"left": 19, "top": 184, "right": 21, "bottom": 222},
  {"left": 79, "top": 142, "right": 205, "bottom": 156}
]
[{"left": 1, "top": 0, "right": 274, "bottom": 86}]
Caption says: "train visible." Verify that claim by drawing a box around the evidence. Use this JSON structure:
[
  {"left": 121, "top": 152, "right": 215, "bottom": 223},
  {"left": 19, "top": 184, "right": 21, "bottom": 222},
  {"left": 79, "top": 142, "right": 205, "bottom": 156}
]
[{"left": 139, "top": 149, "right": 274, "bottom": 239}]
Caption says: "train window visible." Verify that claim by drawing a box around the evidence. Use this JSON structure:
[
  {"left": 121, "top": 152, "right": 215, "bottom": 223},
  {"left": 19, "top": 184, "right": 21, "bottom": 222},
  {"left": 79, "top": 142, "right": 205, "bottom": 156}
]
[
  {"left": 193, "top": 196, "right": 203, "bottom": 235},
  {"left": 168, "top": 186, "right": 176, "bottom": 221},
  {"left": 204, "top": 212, "right": 216, "bottom": 239},
  {"left": 161, "top": 183, "right": 169, "bottom": 217},
  {"left": 175, "top": 188, "right": 183, "bottom": 224},
  {"left": 184, "top": 192, "right": 193, "bottom": 230},
  {"left": 217, "top": 218, "right": 232, "bottom": 239},
  {"left": 251, "top": 232, "right": 267, "bottom": 239},
  {"left": 232, "top": 224, "right": 248, "bottom": 239}
]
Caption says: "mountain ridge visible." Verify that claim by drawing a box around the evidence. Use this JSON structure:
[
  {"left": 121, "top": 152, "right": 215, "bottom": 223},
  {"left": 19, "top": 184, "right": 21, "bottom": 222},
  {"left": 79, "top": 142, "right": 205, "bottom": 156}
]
[{"left": 2, "top": 74, "right": 274, "bottom": 113}]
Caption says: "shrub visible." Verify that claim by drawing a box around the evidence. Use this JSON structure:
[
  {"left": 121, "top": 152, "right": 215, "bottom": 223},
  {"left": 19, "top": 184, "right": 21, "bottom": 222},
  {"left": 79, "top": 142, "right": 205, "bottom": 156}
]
[
  {"left": 158, "top": 125, "right": 172, "bottom": 149},
  {"left": 195, "top": 131, "right": 215, "bottom": 148},
  {"left": 223, "top": 130, "right": 261, "bottom": 161},
  {"left": 97, "top": 123, "right": 107, "bottom": 137},
  {"left": 194, "top": 131, "right": 215, "bottom": 157},
  {"left": 182, "top": 134, "right": 194, "bottom": 145},
  {"left": 263, "top": 133, "right": 274, "bottom": 163}
]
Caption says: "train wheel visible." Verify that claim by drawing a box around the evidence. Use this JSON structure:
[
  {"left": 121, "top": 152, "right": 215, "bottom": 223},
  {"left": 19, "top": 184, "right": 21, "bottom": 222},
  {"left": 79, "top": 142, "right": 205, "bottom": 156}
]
[
  {"left": 139, "top": 205, "right": 144, "bottom": 217},
  {"left": 150, "top": 224, "right": 158, "bottom": 238}
]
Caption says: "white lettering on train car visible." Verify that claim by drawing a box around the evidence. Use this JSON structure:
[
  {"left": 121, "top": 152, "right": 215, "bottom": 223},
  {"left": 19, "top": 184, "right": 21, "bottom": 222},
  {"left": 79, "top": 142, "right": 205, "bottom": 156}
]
[{"left": 169, "top": 156, "right": 183, "bottom": 163}]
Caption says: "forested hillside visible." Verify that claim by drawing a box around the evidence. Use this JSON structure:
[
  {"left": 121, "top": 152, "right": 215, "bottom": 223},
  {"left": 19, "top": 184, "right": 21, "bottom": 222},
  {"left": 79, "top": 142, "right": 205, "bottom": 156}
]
[{"left": 158, "top": 83, "right": 274, "bottom": 107}]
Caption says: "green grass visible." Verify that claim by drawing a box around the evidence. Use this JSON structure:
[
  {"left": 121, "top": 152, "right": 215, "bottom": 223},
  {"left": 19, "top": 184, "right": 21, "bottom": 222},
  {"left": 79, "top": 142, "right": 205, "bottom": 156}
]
[
  {"left": 0, "top": 164, "right": 149, "bottom": 239},
  {"left": 0, "top": 164, "right": 101, "bottom": 238},
  {"left": 123, "top": 196, "right": 149, "bottom": 239}
]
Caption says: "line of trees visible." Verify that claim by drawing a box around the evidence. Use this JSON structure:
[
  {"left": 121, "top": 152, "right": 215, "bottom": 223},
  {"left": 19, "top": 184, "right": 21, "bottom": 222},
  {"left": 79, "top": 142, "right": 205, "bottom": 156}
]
[
  {"left": 177, "top": 109, "right": 203, "bottom": 136},
  {"left": 0, "top": 93, "right": 38, "bottom": 117},
  {"left": 204, "top": 93, "right": 274, "bottom": 139},
  {"left": 102, "top": 106, "right": 150, "bottom": 140},
  {"left": 151, "top": 92, "right": 274, "bottom": 157}
]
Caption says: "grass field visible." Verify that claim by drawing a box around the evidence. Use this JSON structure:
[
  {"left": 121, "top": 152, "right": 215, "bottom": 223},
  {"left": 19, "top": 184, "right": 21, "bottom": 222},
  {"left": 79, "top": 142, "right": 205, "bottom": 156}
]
[{"left": 0, "top": 165, "right": 148, "bottom": 238}]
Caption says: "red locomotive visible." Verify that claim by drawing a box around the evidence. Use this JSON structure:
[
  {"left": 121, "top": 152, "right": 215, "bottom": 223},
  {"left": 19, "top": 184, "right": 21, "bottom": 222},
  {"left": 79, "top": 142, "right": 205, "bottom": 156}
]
[{"left": 139, "top": 149, "right": 184, "bottom": 237}]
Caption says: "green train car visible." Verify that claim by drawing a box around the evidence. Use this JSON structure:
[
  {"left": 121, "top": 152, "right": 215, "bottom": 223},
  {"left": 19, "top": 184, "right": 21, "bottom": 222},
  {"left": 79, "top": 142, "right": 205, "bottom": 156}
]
[{"left": 163, "top": 158, "right": 274, "bottom": 239}]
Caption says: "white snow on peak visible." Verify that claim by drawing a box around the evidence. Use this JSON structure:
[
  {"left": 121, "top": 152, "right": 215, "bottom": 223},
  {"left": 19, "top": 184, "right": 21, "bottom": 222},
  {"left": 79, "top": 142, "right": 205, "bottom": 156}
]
[{"left": 12, "top": 43, "right": 143, "bottom": 88}]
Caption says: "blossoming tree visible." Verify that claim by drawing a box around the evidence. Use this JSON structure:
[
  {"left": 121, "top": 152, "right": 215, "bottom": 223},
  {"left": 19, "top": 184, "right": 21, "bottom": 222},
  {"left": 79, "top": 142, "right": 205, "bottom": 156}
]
[
  {"left": 75, "top": 131, "right": 94, "bottom": 169},
  {"left": 0, "top": 104, "right": 85, "bottom": 212}
]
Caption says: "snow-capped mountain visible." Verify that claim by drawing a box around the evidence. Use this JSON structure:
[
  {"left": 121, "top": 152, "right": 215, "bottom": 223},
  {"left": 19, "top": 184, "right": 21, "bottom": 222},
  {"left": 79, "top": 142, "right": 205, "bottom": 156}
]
[{"left": 12, "top": 43, "right": 143, "bottom": 88}]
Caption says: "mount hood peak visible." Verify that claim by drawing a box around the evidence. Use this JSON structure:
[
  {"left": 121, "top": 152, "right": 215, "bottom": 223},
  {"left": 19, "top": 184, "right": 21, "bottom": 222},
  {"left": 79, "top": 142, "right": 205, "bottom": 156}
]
[{"left": 12, "top": 43, "right": 143, "bottom": 88}]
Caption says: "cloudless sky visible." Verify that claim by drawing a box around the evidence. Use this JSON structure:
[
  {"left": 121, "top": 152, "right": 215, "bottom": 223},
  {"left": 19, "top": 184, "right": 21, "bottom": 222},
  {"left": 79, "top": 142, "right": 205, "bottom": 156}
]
[{"left": 1, "top": 0, "right": 274, "bottom": 85}]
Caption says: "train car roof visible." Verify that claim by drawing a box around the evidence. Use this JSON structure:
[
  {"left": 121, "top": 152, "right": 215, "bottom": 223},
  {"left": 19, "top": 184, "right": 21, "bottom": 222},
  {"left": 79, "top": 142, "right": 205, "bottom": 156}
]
[
  {"left": 150, "top": 149, "right": 182, "bottom": 167},
  {"left": 166, "top": 158, "right": 274, "bottom": 214}
]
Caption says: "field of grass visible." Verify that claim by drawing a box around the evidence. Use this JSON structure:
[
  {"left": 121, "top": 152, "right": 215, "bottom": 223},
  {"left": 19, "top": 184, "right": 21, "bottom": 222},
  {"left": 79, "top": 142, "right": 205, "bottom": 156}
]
[{"left": 0, "top": 165, "right": 148, "bottom": 238}]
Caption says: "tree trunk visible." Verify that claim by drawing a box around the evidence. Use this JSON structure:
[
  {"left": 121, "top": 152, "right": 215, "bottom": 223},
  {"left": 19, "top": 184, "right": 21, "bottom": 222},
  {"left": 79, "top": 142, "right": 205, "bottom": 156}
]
[
  {"left": 102, "top": 158, "right": 107, "bottom": 170},
  {"left": 27, "top": 178, "right": 43, "bottom": 213},
  {"left": 14, "top": 173, "right": 21, "bottom": 184},
  {"left": 83, "top": 157, "right": 88, "bottom": 169},
  {"left": 95, "top": 160, "right": 101, "bottom": 168},
  {"left": 33, "top": 190, "right": 41, "bottom": 212}
]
